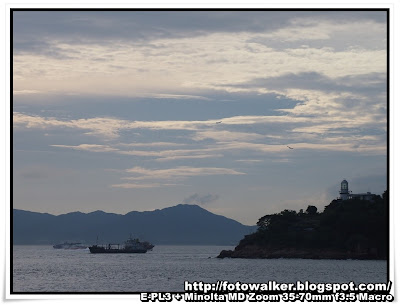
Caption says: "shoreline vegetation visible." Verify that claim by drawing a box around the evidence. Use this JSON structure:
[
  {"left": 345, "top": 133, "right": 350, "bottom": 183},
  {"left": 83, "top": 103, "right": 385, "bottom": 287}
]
[{"left": 218, "top": 191, "right": 388, "bottom": 260}]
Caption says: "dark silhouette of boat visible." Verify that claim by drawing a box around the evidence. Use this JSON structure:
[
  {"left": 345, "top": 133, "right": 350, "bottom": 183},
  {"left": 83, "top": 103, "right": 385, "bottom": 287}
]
[{"left": 89, "top": 236, "right": 153, "bottom": 254}]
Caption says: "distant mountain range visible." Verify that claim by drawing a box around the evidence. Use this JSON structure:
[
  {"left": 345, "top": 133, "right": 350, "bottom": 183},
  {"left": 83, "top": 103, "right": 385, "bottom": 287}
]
[{"left": 13, "top": 204, "right": 256, "bottom": 245}]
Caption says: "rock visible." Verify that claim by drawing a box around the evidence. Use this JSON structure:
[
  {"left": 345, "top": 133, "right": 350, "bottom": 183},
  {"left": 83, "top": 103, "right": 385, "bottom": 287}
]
[
  {"left": 217, "top": 250, "right": 234, "bottom": 258},
  {"left": 217, "top": 245, "right": 384, "bottom": 260}
]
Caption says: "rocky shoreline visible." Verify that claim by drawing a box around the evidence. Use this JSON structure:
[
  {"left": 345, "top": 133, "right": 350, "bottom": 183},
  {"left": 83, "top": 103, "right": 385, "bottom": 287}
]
[
  {"left": 217, "top": 245, "right": 384, "bottom": 260},
  {"left": 217, "top": 194, "right": 387, "bottom": 261}
]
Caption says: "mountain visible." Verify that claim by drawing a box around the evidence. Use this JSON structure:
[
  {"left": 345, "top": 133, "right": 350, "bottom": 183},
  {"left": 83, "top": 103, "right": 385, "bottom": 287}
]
[{"left": 13, "top": 204, "right": 256, "bottom": 245}]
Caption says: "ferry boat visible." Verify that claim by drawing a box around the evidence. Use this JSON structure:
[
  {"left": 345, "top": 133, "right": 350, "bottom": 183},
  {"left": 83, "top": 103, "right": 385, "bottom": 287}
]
[{"left": 89, "top": 236, "right": 152, "bottom": 254}]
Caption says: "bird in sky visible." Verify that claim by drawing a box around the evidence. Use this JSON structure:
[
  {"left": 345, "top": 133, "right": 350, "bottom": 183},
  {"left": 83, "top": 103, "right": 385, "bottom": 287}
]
[
  {"left": 216, "top": 121, "right": 222, "bottom": 124},
  {"left": 287, "top": 146, "right": 294, "bottom": 149}
]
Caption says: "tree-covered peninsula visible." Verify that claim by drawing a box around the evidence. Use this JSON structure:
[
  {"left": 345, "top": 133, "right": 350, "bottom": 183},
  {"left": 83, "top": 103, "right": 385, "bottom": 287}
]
[{"left": 218, "top": 191, "right": 388, "bottom": 260}]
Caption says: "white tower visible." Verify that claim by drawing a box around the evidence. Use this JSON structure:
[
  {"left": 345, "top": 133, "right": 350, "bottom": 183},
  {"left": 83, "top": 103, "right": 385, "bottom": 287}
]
[{"left": 339, "top": 179, "right": 350, "bottom": 200}]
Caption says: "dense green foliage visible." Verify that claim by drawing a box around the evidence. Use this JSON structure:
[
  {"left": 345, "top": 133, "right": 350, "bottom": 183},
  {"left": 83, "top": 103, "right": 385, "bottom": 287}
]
[{"left": 241, "top": 191, "right": 388, "bottom": 259}]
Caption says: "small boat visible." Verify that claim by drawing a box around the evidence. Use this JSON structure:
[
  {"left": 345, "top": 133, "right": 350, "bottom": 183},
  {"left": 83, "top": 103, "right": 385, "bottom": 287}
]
[
  {"left": 53, "top": 242, "right": 87, "bottom": 250},
  {"left": 89, "top": 236, "right": 152, "bottom": 254}
]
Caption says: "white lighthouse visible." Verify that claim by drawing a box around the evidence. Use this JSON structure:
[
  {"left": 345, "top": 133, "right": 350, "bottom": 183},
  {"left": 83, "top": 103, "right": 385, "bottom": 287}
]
[
  {"left": 337, "top": 179, "right": 377, "bottom": 201},
  {"left": 339, "top": 179, "right": 350, "bottom": 200}
]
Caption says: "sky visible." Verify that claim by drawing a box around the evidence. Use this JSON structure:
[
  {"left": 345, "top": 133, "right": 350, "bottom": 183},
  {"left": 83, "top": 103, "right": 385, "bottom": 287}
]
[{"left": 12, "top": 10, "right": 388, "bottom": 225}]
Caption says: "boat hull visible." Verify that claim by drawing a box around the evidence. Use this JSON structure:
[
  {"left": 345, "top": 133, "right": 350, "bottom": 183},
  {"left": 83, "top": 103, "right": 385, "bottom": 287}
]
[{"left": 89, "top": 246, "right": 147, "bottom": 254}]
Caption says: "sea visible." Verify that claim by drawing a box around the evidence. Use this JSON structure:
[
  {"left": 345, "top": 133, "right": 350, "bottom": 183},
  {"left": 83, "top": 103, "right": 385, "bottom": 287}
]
[{"left": 12, "top": 245, "right": 388, "bottom": 293}]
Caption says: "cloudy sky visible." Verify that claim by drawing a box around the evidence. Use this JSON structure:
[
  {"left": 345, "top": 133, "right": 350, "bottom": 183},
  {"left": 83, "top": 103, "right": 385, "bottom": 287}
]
[{"left": 12, "top": 10, "right": 388, "bottom": 225}]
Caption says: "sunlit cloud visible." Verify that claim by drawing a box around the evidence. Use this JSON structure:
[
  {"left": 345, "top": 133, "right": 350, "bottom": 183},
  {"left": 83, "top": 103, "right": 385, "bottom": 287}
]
[
  {"left": 110, "top": 183, "right": 181, "bottom": 189},
  {"left": 122, "top": 166, "right": 246, "bottom": 181},
  {"left": 193, "top": 130, "right": 265, "bottom": 142},
  {"left": 51, "top": 144, "right": 118, "bottom": 153},
  {"left": 15, "top": 109, "right": 386, "bottom": 159},
  {"left": 14, "top": 105, "right": 386, "bottom": 157},
  {"left": 118, "top": 142, "right": 188, "bottom": 147},
  {"left": 13, "top": 89, "right": 42, "bottom": 95},
  {"left": 155, "top": 154, "right": 224, "bottom": 162},
  {"left": 259, "top": 18, "right": 386, "bottom": 46},
  {"left": 13, "top": 17, "right": 386, "bottom": 99},
  {"left": 14, "top": 113, "right": 125, "bottom": 139},
  {"left": 149, "top": 93, "right": 211, "bottom": 100}
]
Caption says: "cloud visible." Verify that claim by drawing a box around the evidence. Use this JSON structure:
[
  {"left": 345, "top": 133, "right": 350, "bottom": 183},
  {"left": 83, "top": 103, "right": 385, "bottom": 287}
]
[
  {"left": 216, "top": 72, "right": 386, "bottom": 131},
  {"left": 155, "top": 154, "right": 224, "bottom": 162},
  {"left": 193, "top": 130, "right": 265, "bottom": 142},
  {"left": 51, "top": 144, "right": 118, "bottom": 153},
  {"left": 226, "top": 72, "right": 386, "bottom": 95},
  {"left": 85, "top": 137, "right": 385, "bottom": 157},
  {"left": 257, "top": 18, "right": 386, "bottom": 47},
  {"left": 13, "top": 112, "right": 214, "bottom": 139},
  {"left": 110, "top": 183, "right": 180, "bottom": 189},
  {"left": 13, "top": 90, "right": 42, "bottom": 95},
  {"left": 108, "top": 166, "right": 245, "bottom": 189},
  {"left": 117, "top": 147, "right": 217, "bottom": 158},
  {"left": 149, "top": 93, "right": 211, "bottom": 100},
  {"left": 13, "top": 11, "right": 386, "bottom": 52},
  {"left": 118, "top": 142, "right": 188, "bottom": 147},
  {"left": 122, "top": 166, "right": 245, "bottom": 181},
  {"left": 12, "top": 11, "right": 388, "bottom": 225},
  {"left": 13, "top": 113, "right": 125, "bottom": 139},
  {"left": 15, "top": 109, "right": 386, "bottom": 158},
  {"left": 13, "top": 12, "right": 386, "bottom": 99},
  {"left": 183, "top": 193, "right": 219, "bottom": 205},
  {"left": 13, "top": 112, "right": 305, "bottom": 140},
  {"left": 49, "top": 142, "right": 224, "bottom": 161},
  {"left": 236, "top": 159, "right": 263, "bottom": 163}
]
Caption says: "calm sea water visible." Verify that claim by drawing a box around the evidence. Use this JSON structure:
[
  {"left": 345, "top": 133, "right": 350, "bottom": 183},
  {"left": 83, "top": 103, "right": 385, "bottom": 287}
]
[{"left": 12, "top": 245, "right": 387, "bottom": 293}]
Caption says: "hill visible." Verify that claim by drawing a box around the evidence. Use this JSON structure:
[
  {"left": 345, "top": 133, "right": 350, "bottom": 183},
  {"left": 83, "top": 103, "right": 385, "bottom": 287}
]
[
  {"left": 13, "top": 204, "right": 256, "bottom": 245},
  {"left": 218, "top": 191, "right": 388, "bottom": 260}
]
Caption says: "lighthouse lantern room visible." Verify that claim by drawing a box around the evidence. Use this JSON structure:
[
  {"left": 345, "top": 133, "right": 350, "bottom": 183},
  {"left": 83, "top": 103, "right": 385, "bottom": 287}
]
[{"left": 340, "top": 179, "right": 350, "bottom": 200}]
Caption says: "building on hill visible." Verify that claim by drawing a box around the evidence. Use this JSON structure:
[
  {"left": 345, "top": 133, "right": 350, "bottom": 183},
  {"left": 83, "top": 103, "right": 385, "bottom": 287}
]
[
  {"left": 339, "top": 179, "right": 350, "bottom": 200},
  {"left": 339, "top": 179, "right": 376, "bottom": 201}
]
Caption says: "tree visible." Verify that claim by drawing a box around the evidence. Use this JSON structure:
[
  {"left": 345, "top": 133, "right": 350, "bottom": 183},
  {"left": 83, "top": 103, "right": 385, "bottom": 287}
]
[
  {"left": 257, "top": 214, "right": 273, "bottom": 229},
  {"left": 306, "top": 205, "right": 318, "bottom": 215}
]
